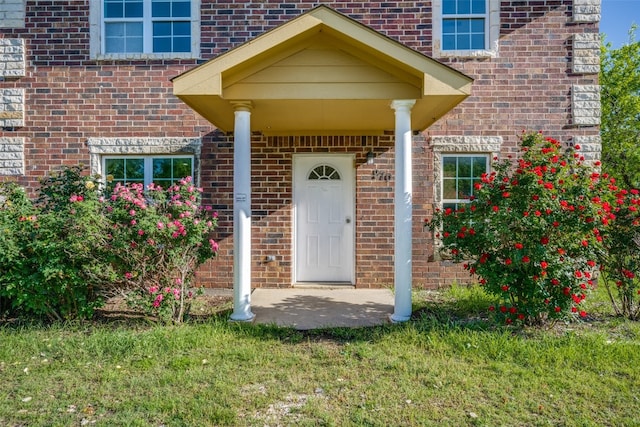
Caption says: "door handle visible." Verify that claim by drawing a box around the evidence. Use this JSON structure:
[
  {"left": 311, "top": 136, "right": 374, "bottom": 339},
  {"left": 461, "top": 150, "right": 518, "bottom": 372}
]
[{"left": 345, "top": 217, "right": 351, "bottom": 224}]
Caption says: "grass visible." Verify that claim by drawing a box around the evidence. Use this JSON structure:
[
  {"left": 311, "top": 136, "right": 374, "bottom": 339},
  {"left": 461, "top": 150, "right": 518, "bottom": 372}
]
[{"left": 1, "top": 286, "right": 639, "bottom": 426}]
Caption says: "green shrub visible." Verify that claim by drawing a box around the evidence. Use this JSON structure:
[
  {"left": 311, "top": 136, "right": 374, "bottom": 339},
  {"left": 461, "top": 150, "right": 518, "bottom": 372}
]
[
  {"left": 599, "top": 187, "right": 640, "bottom": 319},
  {"left": 103, "top": 177, "right": 218, "bottom": 323},
  {"left": 426, "top": 132, "right": 606, "bottom": 325},
  {"left": 0, "top": 166, "right": 218, "bottom": 323},
  {"left": 0, "top": 182, "right": 34, "bottom": 317},
  {"left": 0, "top": 167, "right": 108, "bottom": 320}
]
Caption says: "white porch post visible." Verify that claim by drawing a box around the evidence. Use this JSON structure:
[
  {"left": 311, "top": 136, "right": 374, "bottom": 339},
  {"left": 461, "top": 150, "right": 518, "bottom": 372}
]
[
  {"left": 390, "top": 99, "right": 416, "bottom": 323},
  {"left": 230, "top": 102, "right": 255, "bottom": 322}
]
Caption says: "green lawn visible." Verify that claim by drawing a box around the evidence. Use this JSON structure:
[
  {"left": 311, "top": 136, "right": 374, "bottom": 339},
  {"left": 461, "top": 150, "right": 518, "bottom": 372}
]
[{"left": 1, "top": 287, "right": 639, "bottom": 426}]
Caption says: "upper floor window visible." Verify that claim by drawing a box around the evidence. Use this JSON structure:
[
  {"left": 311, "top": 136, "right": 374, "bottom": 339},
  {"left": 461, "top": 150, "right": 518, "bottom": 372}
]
[
  {"left": 90, "top": 0, "right": 200, "bottom": 59},
  {"left": 442, "top": 0, "right": 487, "bottom": 51},
  {"left": 432, "top": 0, "right": 499, "bottom": 58}
]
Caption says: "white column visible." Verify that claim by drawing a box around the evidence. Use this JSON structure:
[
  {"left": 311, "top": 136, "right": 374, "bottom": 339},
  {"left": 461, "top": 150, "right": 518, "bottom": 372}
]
[
  {"left": 390, "top": 99, "right": 416, "bottom": 323},
  {"left": 230, "top": 102, "right": 255, "bottom": 322}
]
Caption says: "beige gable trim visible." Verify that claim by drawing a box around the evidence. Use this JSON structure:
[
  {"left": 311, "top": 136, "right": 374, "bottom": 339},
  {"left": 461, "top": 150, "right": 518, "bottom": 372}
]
[{"left": 173, "top": 5, "right": 473, "bottom": 135}]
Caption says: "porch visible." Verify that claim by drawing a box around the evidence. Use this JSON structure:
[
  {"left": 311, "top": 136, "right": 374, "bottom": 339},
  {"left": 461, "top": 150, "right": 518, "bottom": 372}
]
[
  {"left": 206, "top": 287, "right": 394, "bottom": 330},
  {"left": 173, "top": 5, "right": 472, "bottom": 323}
]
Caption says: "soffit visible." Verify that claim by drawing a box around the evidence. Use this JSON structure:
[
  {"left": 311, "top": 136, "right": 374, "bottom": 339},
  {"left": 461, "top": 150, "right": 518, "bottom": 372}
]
[{"left": 172, "top": 5, "right": 473, "bottom": 135}]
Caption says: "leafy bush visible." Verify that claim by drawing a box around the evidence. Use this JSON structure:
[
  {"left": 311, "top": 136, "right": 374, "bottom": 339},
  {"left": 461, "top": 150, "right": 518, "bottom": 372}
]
[
  {"left": 104, "top": 177, "right": 218, "bottom": 323},
  {"left": 598, "top": 187, "right": 640, "bottom": 319},
  {"left": 0, "top": 167, "right": 218, "bottom": 323},
  {"left": 426, "top": 132, "right": 606, "bottom": 325},
  {"left": 0, "top": 182, "right": 34, "bottom": 317},
  {"left": 0, "top": 167, "right": 108, "bottom": 320}
]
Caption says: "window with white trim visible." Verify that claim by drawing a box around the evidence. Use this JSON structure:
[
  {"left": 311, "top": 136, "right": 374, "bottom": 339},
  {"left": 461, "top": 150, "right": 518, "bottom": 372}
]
[
  {"left": 430, "top": 136, "right": 501, "bottom": 259},
  {"left": 90, "top": 0, "right": 200, "bottom": 59},
  {"left": 432, "top": 0, "right": 500, "bottom": 58},
  {"left": 431, "top": 135, "right": 502, "bottom": 208},
  {"left": 441, "top": 154, "right": 488, "bottom": 211},
  {"left": 104, "top": 155, "right": 194, "bottom": 190},
  {"left": 442, "top": 0, "right": 487, "bottom": 51},
  {"left": 87, "top": 137, "right": 201, "bottom": 188}
]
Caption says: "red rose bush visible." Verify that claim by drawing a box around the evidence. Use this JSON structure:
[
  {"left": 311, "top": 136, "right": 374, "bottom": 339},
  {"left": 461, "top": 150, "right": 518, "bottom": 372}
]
[{"left": 426, "top": 132, "right": 606, "bottom": 325}]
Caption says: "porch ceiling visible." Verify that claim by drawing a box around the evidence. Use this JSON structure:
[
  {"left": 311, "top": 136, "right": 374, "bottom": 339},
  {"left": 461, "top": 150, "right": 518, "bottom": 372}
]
[{"left": 172, "top": 5, "right": 473, "bottom": 136}]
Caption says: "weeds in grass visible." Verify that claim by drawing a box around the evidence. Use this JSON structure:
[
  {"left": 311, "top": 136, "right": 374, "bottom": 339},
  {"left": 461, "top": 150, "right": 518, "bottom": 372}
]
[{"left": 1, "top": 287, "right": 639, "bottom": 426}]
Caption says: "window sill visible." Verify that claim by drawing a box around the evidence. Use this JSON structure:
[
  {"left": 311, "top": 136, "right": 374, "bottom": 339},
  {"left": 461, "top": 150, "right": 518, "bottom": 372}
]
[
  {"left": 434, "top": 47, "right": 498, "bottom": 59},
  {"left": 92, "top": 52, "right": 201, "bottom": 61}
]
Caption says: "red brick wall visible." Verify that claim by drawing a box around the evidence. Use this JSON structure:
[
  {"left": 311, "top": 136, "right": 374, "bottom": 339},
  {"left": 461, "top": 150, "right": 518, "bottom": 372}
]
[
  {"left": 0, "top": 1, "right": 212, "bottom": 191},
  {"left": 0, "top": 1, "right": 599, "bottom": 289},
  {"left": 200, "top": 1, "right": 433, "bottom": 57},
  {"left": 418, "top": 0, "right": 600, "bottom": 288},
  {"left": 197, "top": 134, "right": 399, "bottom": 289}
]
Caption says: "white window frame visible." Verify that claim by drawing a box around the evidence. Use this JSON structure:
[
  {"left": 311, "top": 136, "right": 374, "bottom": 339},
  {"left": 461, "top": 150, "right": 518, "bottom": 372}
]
[
  {"left": 103, "top": 154, "right": 194, "bottom": 188},
  {"left": 430, "top": 136, "right": 502, "bottom": 260},
  {"left": 87, "top": 136, "right": 202, "bottom": 186},
  {"left": 89, "top": 0, "right": 201, "bottom": 60},
  {"left": 440, "top": 153, "right": 490, "bottom": 210},
  {"left": 431, "top": 136, "right": 502, "bottom": 208},
  {"left": 432, "top": 0, "right": 500, "bottom": 58}
]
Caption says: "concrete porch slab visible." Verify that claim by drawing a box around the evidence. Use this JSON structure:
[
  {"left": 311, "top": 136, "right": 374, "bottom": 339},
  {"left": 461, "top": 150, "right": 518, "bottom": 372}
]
[{"left": 250, "top": 288, "right": 395, "bottom": 330}]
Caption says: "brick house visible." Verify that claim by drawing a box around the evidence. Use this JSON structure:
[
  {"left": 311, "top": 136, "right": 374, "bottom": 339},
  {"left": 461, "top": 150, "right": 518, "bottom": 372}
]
[{"left": 0, "top": 1, "right": 601, "bottom": 321}]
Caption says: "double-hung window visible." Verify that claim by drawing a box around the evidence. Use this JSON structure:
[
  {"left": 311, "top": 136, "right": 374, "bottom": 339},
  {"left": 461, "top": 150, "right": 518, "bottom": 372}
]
[
  {"left": 442, "top": 0, "right": 487, "bottom": 51},
  {"left": 104, "top": 155, "right": 194, "bottom": 190},
  {"left": 441, "top": 155, "right": 488, "bottom": 211},
  {"left": 431, "top": 137, "right": 501, "bottom": 259},
  {"left": 433, "top": 0, "right": 499, "bottom": 58},
  {"left": 94, "top": 0, "right": 199, "bottom": 59}
]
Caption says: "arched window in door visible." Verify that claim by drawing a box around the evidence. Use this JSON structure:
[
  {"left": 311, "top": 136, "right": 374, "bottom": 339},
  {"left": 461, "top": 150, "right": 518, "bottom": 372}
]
[{"left": 308, "top": 164, "right": 341, "bottom": 180}]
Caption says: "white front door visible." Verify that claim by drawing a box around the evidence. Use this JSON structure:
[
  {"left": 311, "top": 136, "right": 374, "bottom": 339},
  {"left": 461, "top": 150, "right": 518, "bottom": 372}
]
[{"left": 294, "top": 155, "right": 354, "bottom": 283}]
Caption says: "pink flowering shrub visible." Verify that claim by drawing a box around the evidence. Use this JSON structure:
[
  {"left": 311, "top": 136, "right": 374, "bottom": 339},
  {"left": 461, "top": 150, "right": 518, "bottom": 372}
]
[
  {"left": 426, "top": 132, "right": 607, "bottom": 325},
  {"left": 0, "top": 166, "right": 218, "bottom": 322},
  {"left": 126, "top": 285, "right": 202, "bottom": 323},
  {"left": 104, "top": 177, "right": 218, "bottom": 323}
]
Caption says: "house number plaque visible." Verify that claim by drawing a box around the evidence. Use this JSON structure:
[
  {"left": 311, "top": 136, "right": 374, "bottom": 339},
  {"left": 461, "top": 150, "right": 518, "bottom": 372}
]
[{"left": 371, "top": 170, "right": 393, "bottom": 182}]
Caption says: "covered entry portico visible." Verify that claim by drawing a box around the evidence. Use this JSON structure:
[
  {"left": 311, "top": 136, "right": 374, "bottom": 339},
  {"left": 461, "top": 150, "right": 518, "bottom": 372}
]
[{"left": 172, "top": 5, "right": 472, "bottom": 323}]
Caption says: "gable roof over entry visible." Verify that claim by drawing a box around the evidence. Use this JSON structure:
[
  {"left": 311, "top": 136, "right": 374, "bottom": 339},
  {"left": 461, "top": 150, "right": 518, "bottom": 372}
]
[{"left": 172, "top": 5, "right": 473, "bottom": 135}]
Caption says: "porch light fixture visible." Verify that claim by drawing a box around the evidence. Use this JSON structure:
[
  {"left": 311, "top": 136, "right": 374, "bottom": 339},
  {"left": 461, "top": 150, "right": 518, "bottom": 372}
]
[{"left": 366, "top": 150, "right": 375, "bottom": 165}]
